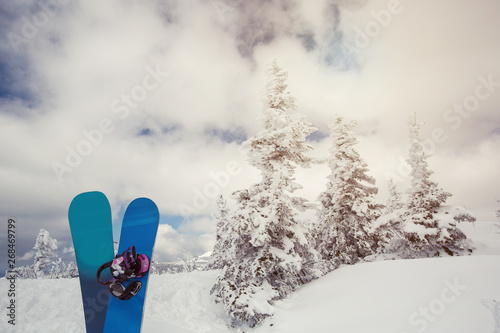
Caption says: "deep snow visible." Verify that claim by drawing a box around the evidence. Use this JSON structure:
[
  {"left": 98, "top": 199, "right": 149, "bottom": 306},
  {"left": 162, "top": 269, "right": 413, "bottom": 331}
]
[{"left": 1, "top": 221, "right": 499, "bottom": 333}]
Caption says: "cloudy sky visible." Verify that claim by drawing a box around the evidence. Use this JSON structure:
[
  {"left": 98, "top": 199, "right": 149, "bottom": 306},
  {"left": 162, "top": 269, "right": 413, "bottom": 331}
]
[{"left": 1, "top": 0, "right": 499, "bottom": 273}]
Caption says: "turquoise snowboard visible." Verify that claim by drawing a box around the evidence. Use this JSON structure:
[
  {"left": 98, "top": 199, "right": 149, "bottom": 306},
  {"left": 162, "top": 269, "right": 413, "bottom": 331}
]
[
  {"left": 68, "top": 191, "right": 115, "bottom": 333},
  {"left": 103, "top": 197, "right": 159, "bottom": 333}
]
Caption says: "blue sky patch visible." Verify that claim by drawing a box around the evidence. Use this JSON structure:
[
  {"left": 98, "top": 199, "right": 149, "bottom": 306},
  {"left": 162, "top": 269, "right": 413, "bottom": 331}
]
[
  {"left": 205, "top": 126, "right": 247, "bottom": 144},
  {"left": 161, "top": 214, "right": 184, "bottom": 229}
]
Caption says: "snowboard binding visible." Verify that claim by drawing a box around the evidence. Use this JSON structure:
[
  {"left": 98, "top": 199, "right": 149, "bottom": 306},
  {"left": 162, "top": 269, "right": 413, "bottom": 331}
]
[{"left": 96, "top": 245, "right": 150, "bottom": 300}]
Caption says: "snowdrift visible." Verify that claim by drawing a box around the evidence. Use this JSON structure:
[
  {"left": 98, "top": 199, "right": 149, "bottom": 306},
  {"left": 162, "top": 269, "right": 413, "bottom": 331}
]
[{"left": 262, "top": 255, "right": 500, "bottom": 333}]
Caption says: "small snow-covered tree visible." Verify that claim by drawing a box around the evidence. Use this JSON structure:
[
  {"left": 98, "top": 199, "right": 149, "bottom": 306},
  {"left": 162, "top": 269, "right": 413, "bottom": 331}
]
[
  {"left": 50, "top": 257, "right": 64, "bottom": 279},
  {"left": 180, "top": 253, "right": 196, "bottom": 272},
  {"left": 315, "top": 116, "right": 383, "bottom": 269},
  {"left": 385, "top": 178, "right": 404, "bottom": 214},
  {"left": 401, "top": 114, "right": 472, "bottom": 257},
  {"left": 12, "top": 265, "right": 36, "bottom": 279},
  {"left": 496, "top": 200, "right": 500, "bottom": 218},
  {"left": 212, "top": 60, "right": 319, "bottom": 327},
  {"left": 210, "top": 195, "right": 234, "bottom": 270},
  {"left": 33, "top": 229, "right": 58, "bottom": 278},
  {"left": 64, "top": 261, "right": 79, "bottom": 278},
  {"left": 369, "top": 178, "right": 405, "bottom": 254},
  {"left": 405, "top": 113, "right": 451, "bottom": 214}
]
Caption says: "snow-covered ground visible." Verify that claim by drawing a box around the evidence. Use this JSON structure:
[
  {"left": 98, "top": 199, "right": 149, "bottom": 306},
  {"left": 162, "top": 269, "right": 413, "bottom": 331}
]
[{"left": 1, "top": 221, "right": 499, "bottom": 333}]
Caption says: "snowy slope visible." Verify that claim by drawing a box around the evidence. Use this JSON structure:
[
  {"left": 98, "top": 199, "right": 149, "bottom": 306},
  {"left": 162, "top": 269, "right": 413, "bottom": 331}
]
[
  {"left": 262, "top": 255, "right": 500, "bottom": 333},
  {"left": 1, "top": 222, "right": 499, "bottom": 333}
]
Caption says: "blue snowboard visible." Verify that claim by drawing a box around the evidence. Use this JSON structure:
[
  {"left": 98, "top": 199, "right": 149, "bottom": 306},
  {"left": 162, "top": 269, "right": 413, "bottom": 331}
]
[
  {"left": 68, "top": 191, "right": 115, "bottom": 333},
  {"left": 103, "top": 197, "right": 159, "bottom": 333}
]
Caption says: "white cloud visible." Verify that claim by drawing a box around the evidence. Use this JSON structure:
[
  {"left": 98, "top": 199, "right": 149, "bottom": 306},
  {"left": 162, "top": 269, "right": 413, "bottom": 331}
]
[
  {"left": 19, "top": 250, "right": 35, "bottom": 261},
  {"left": 153, "top": 222, "right": 215, "bottom": 262}
]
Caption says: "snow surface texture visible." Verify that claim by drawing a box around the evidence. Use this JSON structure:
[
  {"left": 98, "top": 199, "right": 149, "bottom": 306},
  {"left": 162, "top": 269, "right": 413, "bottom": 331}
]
[{"left": 1, "top": 222, "right": 500, "bottom": 333}]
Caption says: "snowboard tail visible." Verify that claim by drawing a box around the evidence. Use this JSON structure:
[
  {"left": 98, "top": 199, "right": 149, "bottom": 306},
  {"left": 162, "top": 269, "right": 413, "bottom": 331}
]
[
  {"left": 68, "top": 191, "right": 115, "bottom": 333},
  {"left": 103, "top": 197, "right": 160, "bottom": 333}
]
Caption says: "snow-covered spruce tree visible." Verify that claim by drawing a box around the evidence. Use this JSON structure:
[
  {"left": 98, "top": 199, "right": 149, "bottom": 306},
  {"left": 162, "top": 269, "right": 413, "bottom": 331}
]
[
  {"left": 369, "top": 178, "right": 406, "bottom": 258},
  {"left": 63, "top": 261, "right": 79, "bottom": 278},
  {"left": 50, "top": 258, "right": 64, "bottom": 279},
  {"left": 33, "top": 229, "right": 58, "bottom": 278},
  {"left": 210, "top": 195, "right": 234, "bottom": 270},
  {"left": 385, "top": 178, "right": 404, "bottom": 214},
  {"left": 12, "top": 265, "right": 36, "bottom": 279},
  {"left": 406, "top": 114, "right": 451, "bottom": 217},
  {"left": 401, "top": 113, "right": 472, "bottom": 257},
  {"left": 211, "top": 60, "right": 319, "bottom": 327},
  {"left": 315, "top": 116, "right": 383, "bottom": 269}
]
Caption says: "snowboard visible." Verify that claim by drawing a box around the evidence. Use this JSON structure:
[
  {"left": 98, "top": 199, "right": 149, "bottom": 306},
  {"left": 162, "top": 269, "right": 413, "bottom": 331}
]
[
  {"left": 103, "top": 197, "right": 159, "bottom": 333},
  {"left": 68, "top": 191, "right": 115, "bottom": 333}
]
